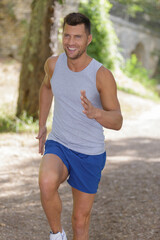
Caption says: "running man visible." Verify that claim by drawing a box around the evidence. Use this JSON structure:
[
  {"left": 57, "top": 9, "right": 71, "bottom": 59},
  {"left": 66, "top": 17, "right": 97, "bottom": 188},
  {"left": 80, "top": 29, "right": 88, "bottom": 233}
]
[{"left": 37, "top": 12, "right": 123, "bottom": 240}]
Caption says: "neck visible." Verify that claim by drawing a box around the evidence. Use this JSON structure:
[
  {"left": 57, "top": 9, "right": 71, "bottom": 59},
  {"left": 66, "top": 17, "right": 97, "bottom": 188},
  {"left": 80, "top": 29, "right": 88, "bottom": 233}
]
[{"left": 67, "top": 53, "right": 92, "bottom": 72}]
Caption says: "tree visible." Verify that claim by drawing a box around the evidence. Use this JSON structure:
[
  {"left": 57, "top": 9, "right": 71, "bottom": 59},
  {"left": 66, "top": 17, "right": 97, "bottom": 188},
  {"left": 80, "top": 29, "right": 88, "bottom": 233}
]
[{"left": 16, "top": 0, "right": 60, "bottom": 119}]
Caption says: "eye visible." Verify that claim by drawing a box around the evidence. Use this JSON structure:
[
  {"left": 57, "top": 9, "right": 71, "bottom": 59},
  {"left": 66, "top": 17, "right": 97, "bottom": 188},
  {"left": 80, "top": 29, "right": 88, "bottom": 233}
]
[
  {"left": 64, "top": 34, "right": 70, "bottom": 38},
  {"left": 75, "top": 35, "right": 81, "bottom": 39}
]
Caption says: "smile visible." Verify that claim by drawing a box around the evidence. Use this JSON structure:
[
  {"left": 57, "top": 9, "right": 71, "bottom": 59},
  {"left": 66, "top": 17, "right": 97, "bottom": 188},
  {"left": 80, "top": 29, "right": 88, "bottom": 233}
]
[{"left": 68, "top": 47, "right": 76, "bottom": 51}]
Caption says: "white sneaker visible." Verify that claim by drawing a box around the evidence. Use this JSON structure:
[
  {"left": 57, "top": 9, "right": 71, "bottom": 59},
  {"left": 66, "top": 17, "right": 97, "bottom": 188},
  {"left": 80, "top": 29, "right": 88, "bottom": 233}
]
[
  {"left": 50, "top": 229, "right": 67, "bottom": 240},
  {"left": 62, "top": 229, "right": 67, "bottom": 240}
]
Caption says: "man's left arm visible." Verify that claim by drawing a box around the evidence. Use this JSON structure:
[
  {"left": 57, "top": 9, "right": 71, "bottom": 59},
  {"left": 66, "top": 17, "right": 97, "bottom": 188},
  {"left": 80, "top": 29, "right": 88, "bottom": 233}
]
[{"left": 81, "top": 66, "right": 123, "bottom": 130}]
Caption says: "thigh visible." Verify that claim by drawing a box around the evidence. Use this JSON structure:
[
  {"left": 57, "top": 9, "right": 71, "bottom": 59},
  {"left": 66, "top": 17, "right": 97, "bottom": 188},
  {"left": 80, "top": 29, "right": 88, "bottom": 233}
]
[
  {"left": 72, "top": 187, "right": 96, "bottom": 217},
  {"left": 68, "top": 151, "right": 106, "bottom": 194},
  {"left": 39, "top": 154, "right": 69, "bottom": 185}
]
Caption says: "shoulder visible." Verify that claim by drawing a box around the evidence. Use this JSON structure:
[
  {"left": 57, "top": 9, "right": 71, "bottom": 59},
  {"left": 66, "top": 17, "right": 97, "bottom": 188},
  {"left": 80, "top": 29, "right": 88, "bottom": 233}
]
[
  {"left": 97, "top": 65, "right": 114, "bottom": 81},
  {"left": 96, "top": 65, "right": 116, "bottom": 92},
  {"left": 44, "top": 55, "right": 59, "bottom": 79}
]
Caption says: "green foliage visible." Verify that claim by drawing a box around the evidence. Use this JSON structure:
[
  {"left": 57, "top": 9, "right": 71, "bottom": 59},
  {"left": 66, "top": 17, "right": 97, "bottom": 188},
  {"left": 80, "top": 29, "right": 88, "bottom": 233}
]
[
  {"left": 113, "top": 0, "right": 160, "bottom": 22},
  {"left": 79, "top": 0, "right": 121, "bottom": 70},
  {"left": 122, "top": 54, "right": 158, "bottom": 90},
  {"left": 0, "top": 111, "right": 38, "bottom": 133},
  {"left": 127, "top": 4, "right": 143, "bottom": 17},
  {"left": 57, "top": 0, "right": 64, "bottom": 4},
  {"left": 0, "top": 108, "right": 53, "bottom": 133},
  {"left": 0, "top": 116, "right": 16, "bottom": 132}
]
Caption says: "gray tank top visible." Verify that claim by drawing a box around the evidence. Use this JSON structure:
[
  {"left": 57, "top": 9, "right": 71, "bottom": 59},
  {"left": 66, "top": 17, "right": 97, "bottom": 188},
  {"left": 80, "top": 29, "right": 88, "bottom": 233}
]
[{"left": 48, "top": 53, "right": 105, "bottom": 155}]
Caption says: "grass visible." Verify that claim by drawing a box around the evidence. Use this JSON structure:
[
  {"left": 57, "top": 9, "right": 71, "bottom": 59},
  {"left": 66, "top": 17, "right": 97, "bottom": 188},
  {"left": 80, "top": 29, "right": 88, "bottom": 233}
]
[
  {"left": 117, "top": 85, "right": 160, "bottom": 102},
  {"left": 0, "top": 112, "right": 39, "bottom": 133},
  {"left": 119, "top": 54, "right": 160, "bottom": 101},
  {"left": 0, "top": 108, "right": 53, "bottom": 133}
]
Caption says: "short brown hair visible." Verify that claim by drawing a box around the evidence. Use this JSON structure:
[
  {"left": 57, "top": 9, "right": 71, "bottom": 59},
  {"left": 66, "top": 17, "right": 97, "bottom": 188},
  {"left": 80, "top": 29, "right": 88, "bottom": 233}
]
[{"left": 63, "top": 12, "right": 91, "bottom": 35}]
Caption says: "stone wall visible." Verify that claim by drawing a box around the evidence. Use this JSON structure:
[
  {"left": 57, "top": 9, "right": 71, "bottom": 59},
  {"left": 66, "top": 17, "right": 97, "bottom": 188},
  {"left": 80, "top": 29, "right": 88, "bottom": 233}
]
[{"left": 110, "top": 15, "right": 160, "bottom": 76}]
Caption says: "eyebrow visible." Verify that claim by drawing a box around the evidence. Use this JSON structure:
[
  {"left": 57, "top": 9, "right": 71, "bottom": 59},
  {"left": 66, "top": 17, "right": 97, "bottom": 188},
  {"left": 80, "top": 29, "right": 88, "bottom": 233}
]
[{"left": 64, "top": 33, "right": 82, "bottom": 37}]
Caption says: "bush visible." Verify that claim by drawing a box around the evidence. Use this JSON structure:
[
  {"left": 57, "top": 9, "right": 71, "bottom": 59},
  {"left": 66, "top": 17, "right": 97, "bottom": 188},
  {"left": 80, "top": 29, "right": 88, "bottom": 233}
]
[
  {"left": 0, "top": 111, "right": 38, "bottom": 133},
  {"left": 79, "top": 0, "right": 121, "bottom": 70},
  {"left": 122, "top": 54, "right": 158, "bottom": 90}
]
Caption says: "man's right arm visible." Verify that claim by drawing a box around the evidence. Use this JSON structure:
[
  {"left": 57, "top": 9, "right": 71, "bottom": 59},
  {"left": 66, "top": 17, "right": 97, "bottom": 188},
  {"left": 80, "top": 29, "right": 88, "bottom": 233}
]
[{"left": 36, "top": 56, "right": 58, "bottom": 155}]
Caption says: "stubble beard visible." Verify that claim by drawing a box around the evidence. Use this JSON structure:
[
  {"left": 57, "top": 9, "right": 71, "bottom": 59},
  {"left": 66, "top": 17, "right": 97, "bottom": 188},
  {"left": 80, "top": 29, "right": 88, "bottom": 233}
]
[{"left": 64, "top": 47, "right": 87, "bottom": 60}]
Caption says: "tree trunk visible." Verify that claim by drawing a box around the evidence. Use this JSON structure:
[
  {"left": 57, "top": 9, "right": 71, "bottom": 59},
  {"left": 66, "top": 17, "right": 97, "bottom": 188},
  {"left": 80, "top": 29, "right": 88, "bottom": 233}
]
[{"left": 16, "top": 0, "right": 55, "bottom": 119}]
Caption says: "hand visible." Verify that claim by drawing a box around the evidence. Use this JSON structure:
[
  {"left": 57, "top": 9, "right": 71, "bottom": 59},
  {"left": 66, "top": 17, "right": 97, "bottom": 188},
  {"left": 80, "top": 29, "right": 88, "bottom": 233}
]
[
  {"left": 80, "top": 90, "right": 98, "bottom": 119},
  {"left": 36, "top": 126, "right": 47, "bottom": 155}
]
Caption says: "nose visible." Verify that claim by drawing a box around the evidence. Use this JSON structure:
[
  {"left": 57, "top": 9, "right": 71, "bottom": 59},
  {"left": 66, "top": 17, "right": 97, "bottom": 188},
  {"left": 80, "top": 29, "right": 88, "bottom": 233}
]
[{"left": 68, "top": 36, "right": 75, "bottom": 45}]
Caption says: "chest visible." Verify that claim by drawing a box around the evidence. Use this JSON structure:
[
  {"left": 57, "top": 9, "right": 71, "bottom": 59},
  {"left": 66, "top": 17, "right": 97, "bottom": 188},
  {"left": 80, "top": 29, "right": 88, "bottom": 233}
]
[{"left": 51, "top": 69, "right": 101, "bottom": 107}]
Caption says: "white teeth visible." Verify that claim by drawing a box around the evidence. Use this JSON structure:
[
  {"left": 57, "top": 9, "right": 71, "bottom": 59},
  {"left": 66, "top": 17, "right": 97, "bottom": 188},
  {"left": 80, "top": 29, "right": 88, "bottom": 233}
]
[{"left": 68, "top": 47, "right": 76, "bottom": 50}]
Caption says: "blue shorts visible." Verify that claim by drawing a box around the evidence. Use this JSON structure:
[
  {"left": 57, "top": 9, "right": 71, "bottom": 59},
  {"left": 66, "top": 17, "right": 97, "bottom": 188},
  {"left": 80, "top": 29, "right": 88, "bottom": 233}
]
[{"left": 44, "top": 140, "right": 106, "bottom": 194}]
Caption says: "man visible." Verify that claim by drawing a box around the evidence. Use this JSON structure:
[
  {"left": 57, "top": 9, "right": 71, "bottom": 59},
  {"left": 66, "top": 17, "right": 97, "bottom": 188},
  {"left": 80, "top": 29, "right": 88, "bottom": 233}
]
[{"left": 37, "top": 12, "right": 123, "bottom": 240}]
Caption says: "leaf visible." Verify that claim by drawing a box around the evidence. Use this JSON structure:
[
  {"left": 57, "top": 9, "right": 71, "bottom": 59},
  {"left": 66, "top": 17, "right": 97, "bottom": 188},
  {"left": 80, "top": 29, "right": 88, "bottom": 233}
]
[{"left": 57, "top": 0, "right": 64, "bottom": 4}]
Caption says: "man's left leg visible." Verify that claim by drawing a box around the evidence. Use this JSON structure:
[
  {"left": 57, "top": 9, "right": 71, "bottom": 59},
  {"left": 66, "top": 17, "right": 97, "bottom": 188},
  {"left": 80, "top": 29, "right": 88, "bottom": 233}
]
[{"left": 71, "top": 187, "right": 96, "bottom": 240}]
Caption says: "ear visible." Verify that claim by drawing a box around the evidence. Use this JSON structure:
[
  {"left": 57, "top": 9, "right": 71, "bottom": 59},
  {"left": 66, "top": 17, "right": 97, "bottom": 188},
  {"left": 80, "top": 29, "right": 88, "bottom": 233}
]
[{"left": 87, "top": 34, "right": 92, "bottom": 46}]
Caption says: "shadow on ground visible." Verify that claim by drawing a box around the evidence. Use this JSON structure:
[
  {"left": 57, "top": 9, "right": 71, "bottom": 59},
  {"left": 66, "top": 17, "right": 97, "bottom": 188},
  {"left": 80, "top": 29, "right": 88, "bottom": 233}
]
[
  {"left": 106, "top": 137, "right": 160, "bottom": 160},
  {"left": 0, "top": 137, "right": 160, "bottom": 240}
]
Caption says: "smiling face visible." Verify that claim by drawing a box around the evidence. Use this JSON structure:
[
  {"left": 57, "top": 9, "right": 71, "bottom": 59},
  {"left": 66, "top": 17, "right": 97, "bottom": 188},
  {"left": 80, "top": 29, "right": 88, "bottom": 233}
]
[{"left": 62, "top": 23, "right": 92, "bottom": 60}]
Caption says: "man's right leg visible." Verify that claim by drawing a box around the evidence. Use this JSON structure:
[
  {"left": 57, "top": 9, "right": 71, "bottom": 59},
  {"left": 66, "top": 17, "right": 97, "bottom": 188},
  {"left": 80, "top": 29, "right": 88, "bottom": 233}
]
[{"left": 39, "top": 154, "right": 68, "bottom": 234}]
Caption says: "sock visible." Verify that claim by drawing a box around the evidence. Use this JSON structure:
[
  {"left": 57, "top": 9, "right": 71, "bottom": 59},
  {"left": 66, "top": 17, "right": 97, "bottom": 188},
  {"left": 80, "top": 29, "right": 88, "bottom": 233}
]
[{"left": 50, "top": 230, "right": 61, "bottom": 235}]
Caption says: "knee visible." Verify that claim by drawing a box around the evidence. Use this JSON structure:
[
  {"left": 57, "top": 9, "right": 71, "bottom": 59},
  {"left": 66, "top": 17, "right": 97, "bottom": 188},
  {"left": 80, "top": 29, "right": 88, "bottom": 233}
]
[
  {"left": 39, "top": 172, "right": 60, "bottom": 197},
  {"left": 72, "top": 212, "right": 90, "bottom": 234}
]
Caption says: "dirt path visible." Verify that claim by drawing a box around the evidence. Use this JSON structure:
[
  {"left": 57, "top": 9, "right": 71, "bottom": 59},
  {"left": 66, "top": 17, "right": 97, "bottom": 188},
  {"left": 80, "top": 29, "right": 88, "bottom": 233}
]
[{"left": 0, "top": 92, "right": 160, "bottom": 240}]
